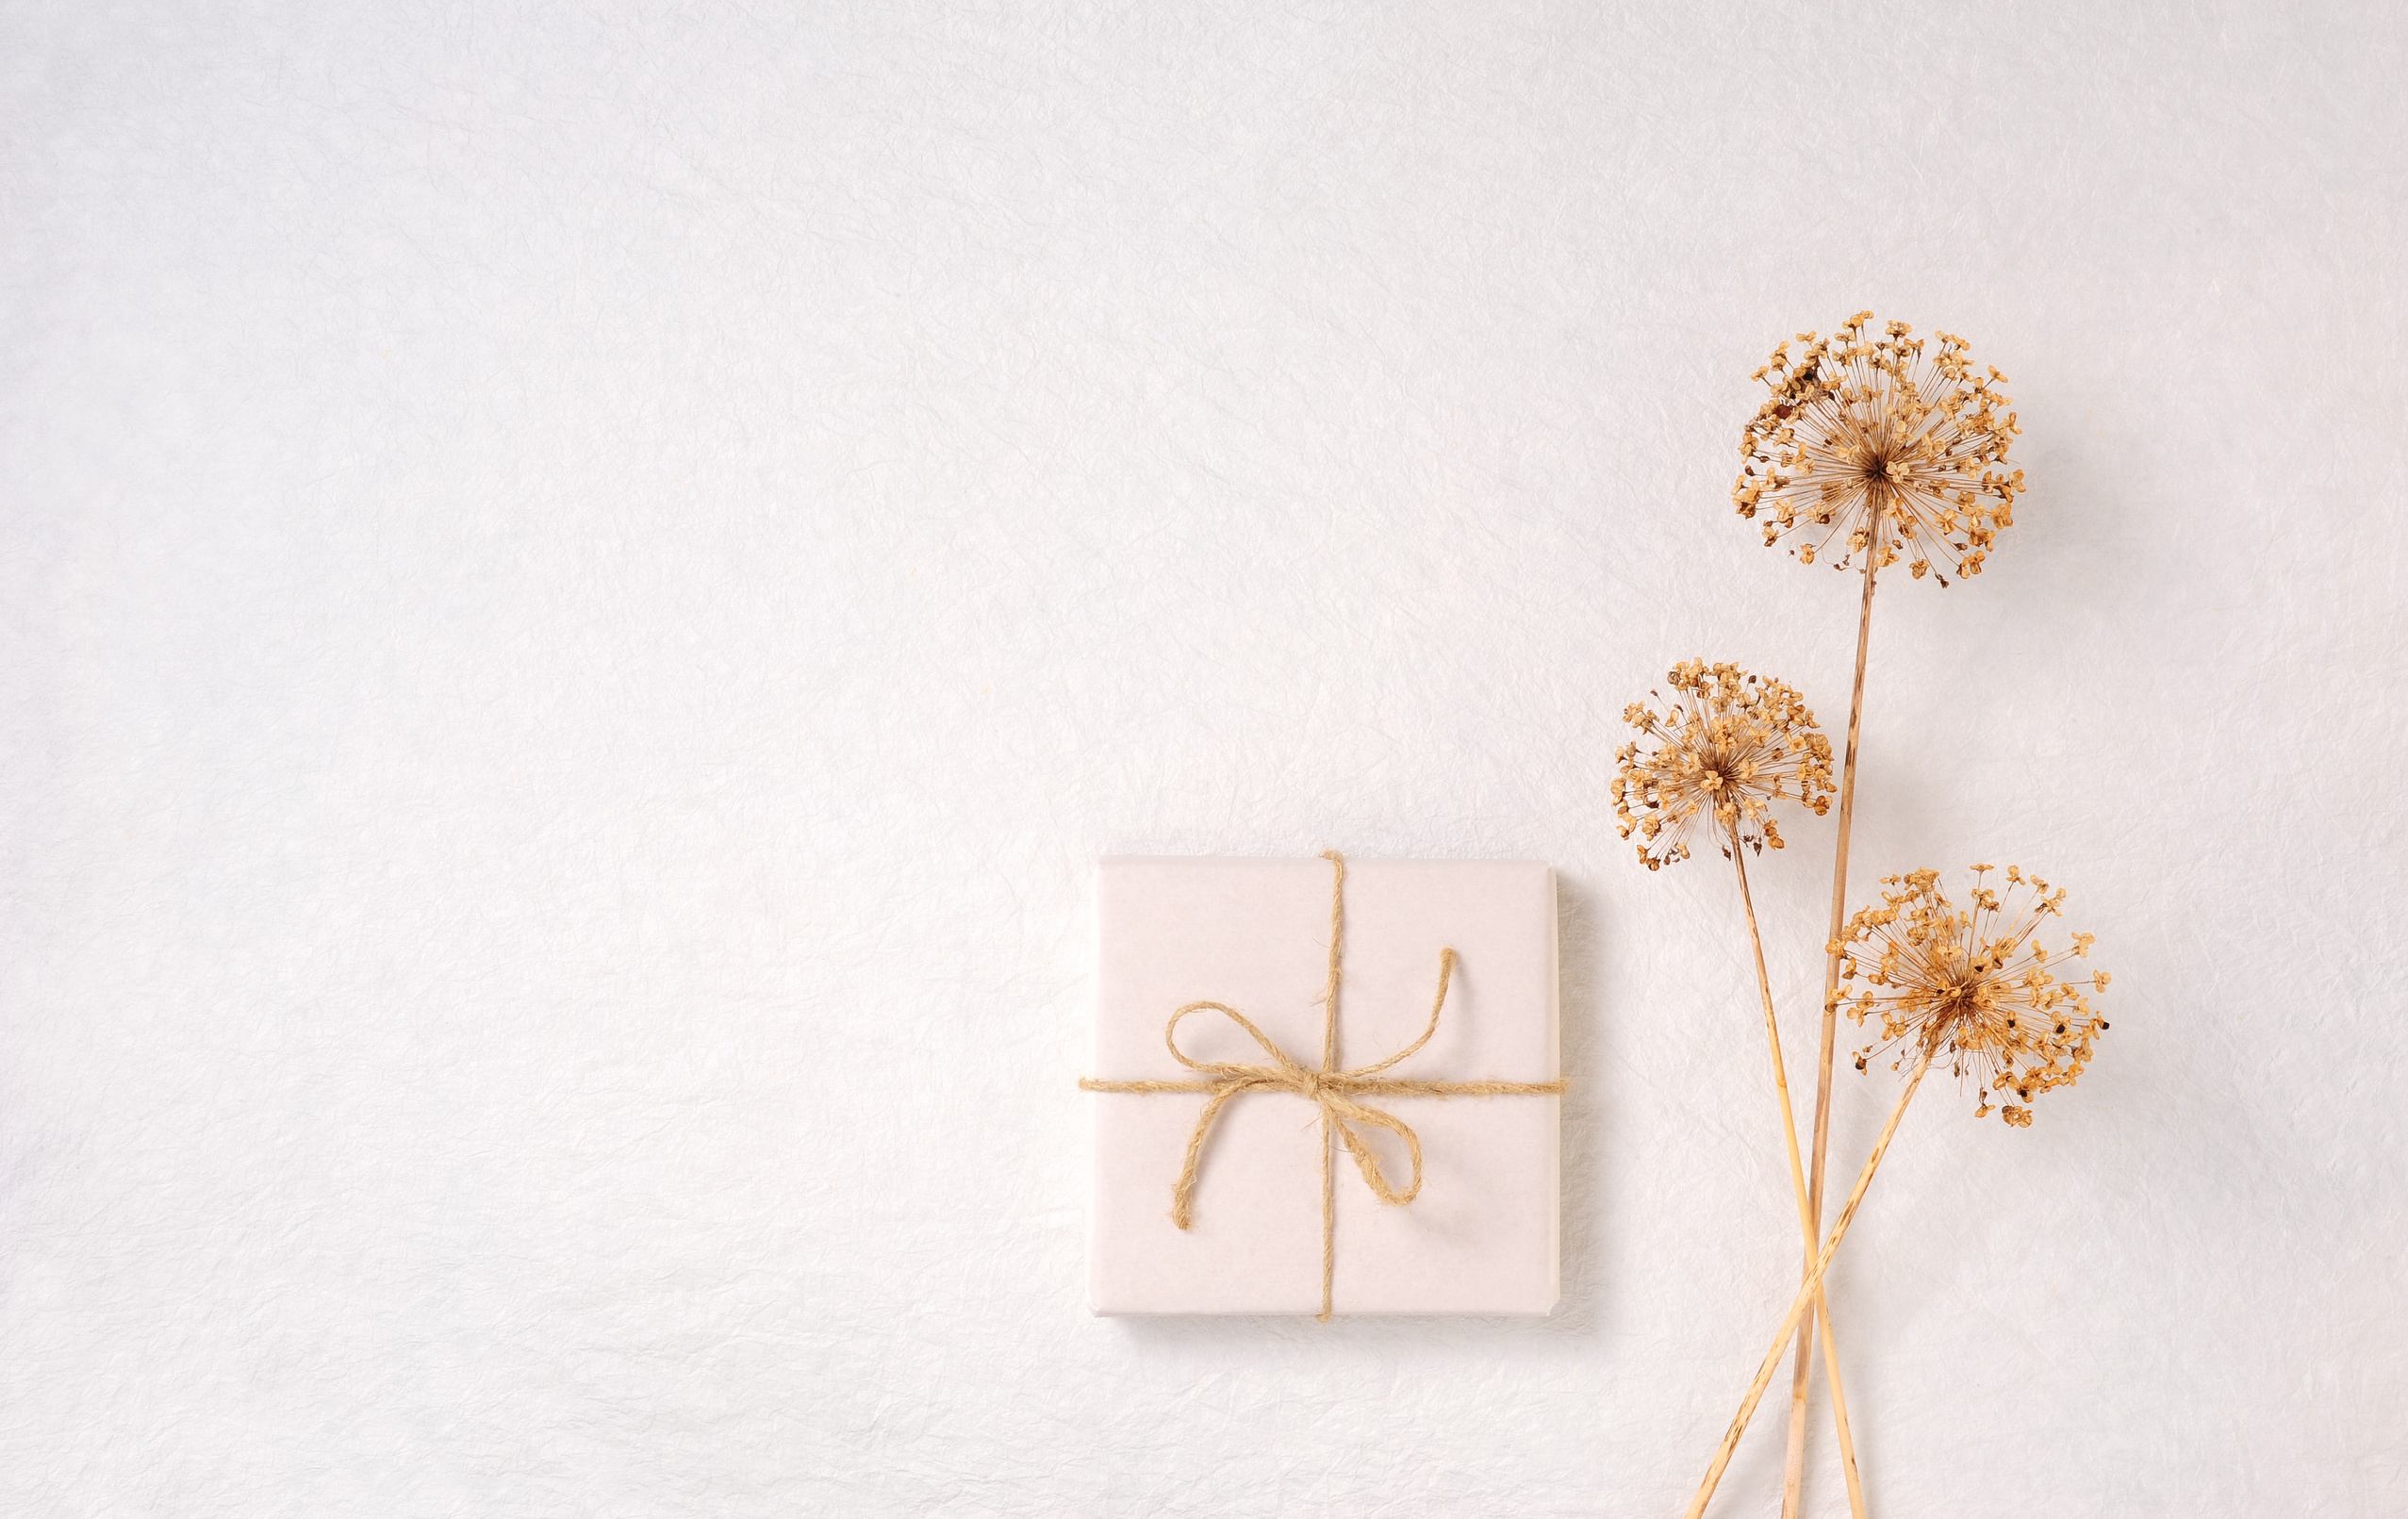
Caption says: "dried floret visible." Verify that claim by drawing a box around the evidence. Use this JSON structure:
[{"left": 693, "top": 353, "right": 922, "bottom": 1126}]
[
  {"left": 1612, "top": 662, "right": 1835, "bottom": 870},
  {"left": 1833, "top": 866, "right": 2110, "bottom": 1123},
  {"left": 1734, "top": 313, "right": 2025, "bottom": 583}
]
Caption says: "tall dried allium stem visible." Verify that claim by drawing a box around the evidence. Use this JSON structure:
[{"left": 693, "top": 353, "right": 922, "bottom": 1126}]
[
  {"left": 1686, "top": 1052, "right": 1933, "bottom": 1519},
  {"left": 1734, "top": 313, "right": 2026, "bottom": 1518},
  {"left": 1728, "top": 828, "right": 1864, "bottom": 1518},
  {"left": 1782, "top": 527, "right": 1878, "bottom": 1514}
]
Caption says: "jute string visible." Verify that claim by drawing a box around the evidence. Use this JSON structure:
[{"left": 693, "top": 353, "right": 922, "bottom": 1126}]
[{"left": 1081, "top": 852, "right": 1565, "bottom": 1319}]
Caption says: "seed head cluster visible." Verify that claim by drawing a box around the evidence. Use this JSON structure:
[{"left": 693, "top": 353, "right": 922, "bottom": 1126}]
[
  {"left": 1612, "top": 662, "right": 1835, "bottom": 871},
  {"left": 1733, "top": 312, "right": 2025, "bottom": 584},
  {"left": 1833, "top": 866, "right": 2110, "bottom": 1126}
]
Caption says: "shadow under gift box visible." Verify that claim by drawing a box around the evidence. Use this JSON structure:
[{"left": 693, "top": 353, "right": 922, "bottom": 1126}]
[{"left": 1086, "top": 856, "right": 1561, "bottom": 1316}]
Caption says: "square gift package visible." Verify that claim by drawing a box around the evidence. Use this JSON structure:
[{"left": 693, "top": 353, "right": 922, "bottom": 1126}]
[{"left": 1086, "top": 855, "right": 1561, "bottom": 1315}]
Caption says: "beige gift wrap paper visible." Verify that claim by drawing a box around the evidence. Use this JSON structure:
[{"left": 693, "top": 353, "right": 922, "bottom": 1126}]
[{"left": 1087, "top": 856, "right": 1560, "bottom": 1316}]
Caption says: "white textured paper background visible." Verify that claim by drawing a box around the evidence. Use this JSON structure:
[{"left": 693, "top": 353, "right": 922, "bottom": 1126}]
[{"left": 4, "top": 4, "right": 2402, "bottom": 1515}]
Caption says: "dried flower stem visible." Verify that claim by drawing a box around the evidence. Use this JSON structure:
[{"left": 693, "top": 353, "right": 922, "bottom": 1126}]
[
  {"left": 1728, "top": 827, "right": 1866, "bottom": 1519},
  {"left": 1689, "top": 1049, "right": 1934, "bottom": 1519},
  {"left": 1782, "top": 516, "right": 1881, "bottom": 1516}
]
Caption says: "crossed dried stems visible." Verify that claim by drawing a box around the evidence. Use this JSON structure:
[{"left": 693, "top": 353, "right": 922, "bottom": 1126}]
[{"left": 1684, "top": 867, "right": 2110, "bottom": 1518}]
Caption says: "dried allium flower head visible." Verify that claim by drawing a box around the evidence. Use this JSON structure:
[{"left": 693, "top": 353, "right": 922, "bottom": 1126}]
[
  {"left": 1835, "top": 866, "right": 2110, "bottom": 1125},
  {"left": 1611, "top": 661, "right": 1835, "bottom": 871},
  {"left": 1733, "top": 311, "right": 2026, "bottom": 584}
]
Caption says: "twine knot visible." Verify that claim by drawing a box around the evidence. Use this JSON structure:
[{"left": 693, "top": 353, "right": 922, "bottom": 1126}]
[{"left": 1081, "top": 852, "right": 1564, "bottom": 1319}]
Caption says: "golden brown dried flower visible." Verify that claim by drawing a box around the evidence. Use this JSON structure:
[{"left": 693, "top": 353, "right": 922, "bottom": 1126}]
[
  {"left": 1835, "top": 866, "right": 2109, "bottom": 1124},
  {"left": 1611, "top": 661, "right": 1835, "bottom": 871},
  {"left": 1733, "top": 312, "right": 2025, "bottom": 583}
]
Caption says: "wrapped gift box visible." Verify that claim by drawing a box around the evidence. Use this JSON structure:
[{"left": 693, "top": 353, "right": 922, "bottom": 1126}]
[{"left": 1086, "top": 855, "right": 1561, "bottom": 1316}]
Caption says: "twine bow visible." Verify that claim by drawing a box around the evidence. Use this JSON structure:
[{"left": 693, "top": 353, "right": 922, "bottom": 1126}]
[{"left": 1081, "top": 851, "right": 1564, "bottom": 1319}]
